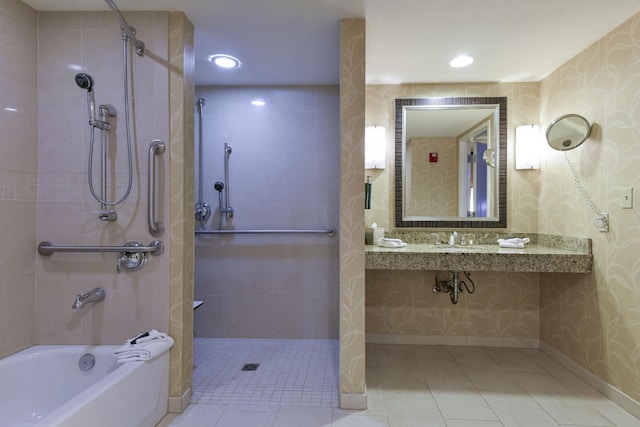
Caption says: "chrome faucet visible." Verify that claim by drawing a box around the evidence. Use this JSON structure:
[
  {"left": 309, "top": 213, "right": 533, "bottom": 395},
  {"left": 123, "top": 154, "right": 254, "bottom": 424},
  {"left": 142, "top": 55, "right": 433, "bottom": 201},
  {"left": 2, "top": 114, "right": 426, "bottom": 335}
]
[{"left": 72, "top": 288, "right": 106, "bottom": 310}]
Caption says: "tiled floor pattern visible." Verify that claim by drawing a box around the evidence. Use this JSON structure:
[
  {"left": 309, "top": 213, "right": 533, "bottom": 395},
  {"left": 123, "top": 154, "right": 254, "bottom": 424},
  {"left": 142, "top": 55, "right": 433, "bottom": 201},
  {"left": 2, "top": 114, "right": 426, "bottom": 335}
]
[
  {"left": 190, "top": 338, "right": 339, "bottom": 407},
  {"left": 159, "top": 342, "right": 640, "bottom": 427}
]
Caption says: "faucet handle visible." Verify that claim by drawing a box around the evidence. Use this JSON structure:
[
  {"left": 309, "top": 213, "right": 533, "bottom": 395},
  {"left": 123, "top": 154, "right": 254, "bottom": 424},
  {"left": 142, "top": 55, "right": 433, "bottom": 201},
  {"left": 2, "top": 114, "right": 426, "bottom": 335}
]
[
  {"left": 460, "top": 234, "right": 472, "bottom": 246},
  {"left": 116, "top": 254, "right": 127, "bottom": 274},
  {"left": 430, "top": 233, "right": 442, "bottom": 245}
]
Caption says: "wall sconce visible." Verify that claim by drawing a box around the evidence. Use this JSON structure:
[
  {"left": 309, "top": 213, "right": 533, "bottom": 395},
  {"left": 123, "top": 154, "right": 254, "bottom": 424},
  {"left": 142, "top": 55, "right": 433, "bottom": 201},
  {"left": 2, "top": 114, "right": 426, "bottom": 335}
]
[
  {"left": 515, "top": 124, "right": 540, "bottom": 170},
  {"left": 365, "top": 126, "right": 386, "bottom": 169}
]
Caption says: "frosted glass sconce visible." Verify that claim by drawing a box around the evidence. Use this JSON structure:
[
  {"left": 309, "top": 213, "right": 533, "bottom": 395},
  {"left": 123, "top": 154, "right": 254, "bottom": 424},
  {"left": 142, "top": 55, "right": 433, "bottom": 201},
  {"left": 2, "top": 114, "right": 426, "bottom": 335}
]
[
  {"left": 365, "top": 126, "right": 386, "bottom": 169},
  {"left": 515, "top": 124, "right": 540, "bottom": 170}
]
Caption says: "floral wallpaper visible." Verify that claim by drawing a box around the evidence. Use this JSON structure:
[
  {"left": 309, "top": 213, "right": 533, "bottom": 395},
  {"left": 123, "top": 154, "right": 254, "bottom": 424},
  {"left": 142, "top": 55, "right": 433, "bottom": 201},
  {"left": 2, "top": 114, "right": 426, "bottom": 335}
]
[
  {"left": 539, "top": 12, "right": 640, "bottom": 403},
  {"left": 339, "top": 18, "right": 367, "bottom": 407}
]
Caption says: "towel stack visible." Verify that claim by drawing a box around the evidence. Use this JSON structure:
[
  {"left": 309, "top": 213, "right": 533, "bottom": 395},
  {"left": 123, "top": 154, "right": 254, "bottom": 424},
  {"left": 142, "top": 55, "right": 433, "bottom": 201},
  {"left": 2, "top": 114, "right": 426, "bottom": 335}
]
[
  {"left": 113, "top": 329, "right": 174, "bottom": 363},
  {"left": 378, "top": 238, "right": 407, "bottom": 248},
  {"left": 497, "top": 237, "right": 530, "bottom": 249}
]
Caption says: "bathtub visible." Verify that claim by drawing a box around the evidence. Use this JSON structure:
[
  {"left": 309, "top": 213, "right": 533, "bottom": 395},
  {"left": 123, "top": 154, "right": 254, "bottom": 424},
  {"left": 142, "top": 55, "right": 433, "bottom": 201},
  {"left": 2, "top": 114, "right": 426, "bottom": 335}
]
[{"left": 0, "top": 345, "right": 169, "bottom": 427}]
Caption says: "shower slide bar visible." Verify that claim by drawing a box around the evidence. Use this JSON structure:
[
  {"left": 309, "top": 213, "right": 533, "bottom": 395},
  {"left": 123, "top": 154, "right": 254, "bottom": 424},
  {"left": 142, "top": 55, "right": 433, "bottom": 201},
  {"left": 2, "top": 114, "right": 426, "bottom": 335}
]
[
  {"left": 195, "top": 227, "right": 337, "bottom": 237},
  {"left": 37, "top": 240, "right": 164, "bottom": 256},
  {"left": 148, "top": 139, "right": 165, "bottom": 236},
  {"left": 104, "top": 0, "right": 145, "bottom": 57}
]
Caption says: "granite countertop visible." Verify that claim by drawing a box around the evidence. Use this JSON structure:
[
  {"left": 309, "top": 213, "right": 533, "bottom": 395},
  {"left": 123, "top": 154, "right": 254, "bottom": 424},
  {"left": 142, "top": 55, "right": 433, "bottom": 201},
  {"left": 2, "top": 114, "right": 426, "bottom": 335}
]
[{"left": 365, "top": 243, "right": 593, "bottom": 273}]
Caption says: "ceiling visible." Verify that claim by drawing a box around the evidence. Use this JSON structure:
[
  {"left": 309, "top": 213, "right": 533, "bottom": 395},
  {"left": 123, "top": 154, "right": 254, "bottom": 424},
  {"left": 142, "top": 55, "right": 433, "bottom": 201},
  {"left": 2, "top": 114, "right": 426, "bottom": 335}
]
[{"left": 22, "top": 0, "right": 640, "bottom": 86}]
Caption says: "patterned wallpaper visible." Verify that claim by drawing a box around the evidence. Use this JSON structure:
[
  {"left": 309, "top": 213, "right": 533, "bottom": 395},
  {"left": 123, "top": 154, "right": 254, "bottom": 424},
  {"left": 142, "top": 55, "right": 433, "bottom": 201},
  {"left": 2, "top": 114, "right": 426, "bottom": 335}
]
[
  {"left": 339, "top": 18, "right": 367, "bottom": 406},
  {"left": 406, "top": 137, "right": 458, "bottom": 217},
  {"left": 539, "top": 12, "right": 640, "bottom": 402}
]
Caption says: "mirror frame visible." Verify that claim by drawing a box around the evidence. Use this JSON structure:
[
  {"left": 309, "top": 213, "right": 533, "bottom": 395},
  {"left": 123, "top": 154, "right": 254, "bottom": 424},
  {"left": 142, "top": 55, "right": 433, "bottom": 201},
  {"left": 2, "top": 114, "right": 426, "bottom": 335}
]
[{"left": 395, "top": 97, "right": 508, "bottom": 229}]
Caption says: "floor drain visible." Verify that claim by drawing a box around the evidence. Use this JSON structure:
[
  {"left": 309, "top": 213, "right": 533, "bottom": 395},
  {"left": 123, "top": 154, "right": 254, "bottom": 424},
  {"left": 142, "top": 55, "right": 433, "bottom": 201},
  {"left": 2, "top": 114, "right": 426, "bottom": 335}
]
[{"left": 241, "top": 363, "right": 259, "bottom": 371}]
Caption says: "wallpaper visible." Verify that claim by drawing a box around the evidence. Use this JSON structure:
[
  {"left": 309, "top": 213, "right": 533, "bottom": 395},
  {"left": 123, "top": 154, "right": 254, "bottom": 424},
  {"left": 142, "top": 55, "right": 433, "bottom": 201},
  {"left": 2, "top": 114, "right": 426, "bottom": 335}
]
[
  {"left": 339, "top": 18, "right": 367, "bottom": 404},
  {"left": 366, "top": 270, "right": 539, "bottom": 340},
  {"left": 406, "top": 137, "right": 458, "bottom": 217},
  {"left": 539, "top": 12, "right": 640, "bottom": 402}
]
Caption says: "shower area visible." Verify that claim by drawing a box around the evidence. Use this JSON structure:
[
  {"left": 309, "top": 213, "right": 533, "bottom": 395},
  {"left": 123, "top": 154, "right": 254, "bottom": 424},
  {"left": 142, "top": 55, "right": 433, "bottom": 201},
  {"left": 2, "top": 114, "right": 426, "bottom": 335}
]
[{"left": 192, "top": 85, "right": 341, "bottom": 404}]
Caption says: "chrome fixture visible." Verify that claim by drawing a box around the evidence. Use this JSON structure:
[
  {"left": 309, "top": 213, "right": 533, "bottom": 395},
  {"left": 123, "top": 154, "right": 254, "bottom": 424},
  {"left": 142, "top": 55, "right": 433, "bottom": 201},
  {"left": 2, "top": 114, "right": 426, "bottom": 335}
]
[
  {"left": 116, "top": 241, "right": 149, "bottom": 273},
  {"left": 433, "top": 271, "right": 476, "bottom": 304},
  {"left": 78, "top": 353, "right": 96, "bottom": 371},
  {"left": 196, "top": 227, "right": 337, "bottom": 237},
  {"left": 72, "top": 287, "right": 106, "bottom": 310},
  {"left": 104, "top": 0, "right": 145, "bottom": 57},
  {"left": 448, "top": 231, "right": 458, "bottom": 246},
  {"left": 76, "top": 11, "right": 139, "bottom": 218},
  {"left": 460, "top": 234, "right": 472, "bottom": 246},
  {"left": 430, "top": 233, "right": 442, "bottom": 245},
  {"left": 38, "top": 240, "right": 163, "bottom": 255},
  {"left": 194, "top": 98, "right": 211, "bottom": 229},
  {"left": 148, "top": 140, "right": 165, "bottom": 236},
  {"left": 214, "top": 181, "right": 225, "bottom": 230},
  {"left": 38, "top": 240, "right": 162, "bottom": 273},
  {"left": 222, "top": 143, "right": 234, "bottom": 218}
]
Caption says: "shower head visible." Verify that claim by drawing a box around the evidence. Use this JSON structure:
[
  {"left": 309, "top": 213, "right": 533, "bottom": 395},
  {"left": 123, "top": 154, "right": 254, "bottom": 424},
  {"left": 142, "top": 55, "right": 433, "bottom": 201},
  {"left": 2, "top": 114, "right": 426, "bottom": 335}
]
[
  {"left": 75, "top": 73, "right": 96, "bottom": 123},
  {"left": 75, "top": 73, "right": 94, "bottom": 91},
  {"left": 214, "top": 182, "right": 224, "bottom": 192}
]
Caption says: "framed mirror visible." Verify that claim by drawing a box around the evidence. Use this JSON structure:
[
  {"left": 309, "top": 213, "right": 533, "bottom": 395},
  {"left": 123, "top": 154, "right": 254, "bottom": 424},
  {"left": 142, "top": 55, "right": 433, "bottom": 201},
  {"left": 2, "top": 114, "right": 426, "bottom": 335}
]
[{"left": 395, "top": 97, "right": 507, "bottom": 228}]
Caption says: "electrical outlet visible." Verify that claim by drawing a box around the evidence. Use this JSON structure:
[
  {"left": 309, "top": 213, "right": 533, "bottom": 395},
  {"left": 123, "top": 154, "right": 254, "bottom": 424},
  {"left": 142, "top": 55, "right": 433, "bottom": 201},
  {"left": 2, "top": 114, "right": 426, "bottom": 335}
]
[{"left": 622, "top": 187, "right": 633, "bottom": 209}]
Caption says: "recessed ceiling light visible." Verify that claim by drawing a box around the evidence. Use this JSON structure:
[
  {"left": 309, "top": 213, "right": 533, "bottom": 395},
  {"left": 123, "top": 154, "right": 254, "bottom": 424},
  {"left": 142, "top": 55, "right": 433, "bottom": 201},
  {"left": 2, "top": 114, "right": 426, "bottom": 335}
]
[
  {"left": 251, "top": 99, "right": 266, "bottom": 106},
  {"left": 209, "top": 54, "right": 241, "bottom": 69},
  {"left": 4, "top": 107, "right": 18, "bottom": 112},
  {"left": 449, "top": 55, "right": 474, "bottom": 68}
]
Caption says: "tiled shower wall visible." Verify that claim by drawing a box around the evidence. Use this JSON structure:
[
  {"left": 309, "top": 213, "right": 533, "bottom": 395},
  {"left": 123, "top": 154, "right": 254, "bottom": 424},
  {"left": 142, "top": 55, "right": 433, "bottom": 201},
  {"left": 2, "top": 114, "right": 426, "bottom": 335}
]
[
  {"left": 0, "top": 0, "right": 38, "bottom": 359},
  {"left": 35, "top": 11, "right": 172, "bottom": 345},
  {"left": 193, "top": 86, "right": 340, "bottom": 339}
]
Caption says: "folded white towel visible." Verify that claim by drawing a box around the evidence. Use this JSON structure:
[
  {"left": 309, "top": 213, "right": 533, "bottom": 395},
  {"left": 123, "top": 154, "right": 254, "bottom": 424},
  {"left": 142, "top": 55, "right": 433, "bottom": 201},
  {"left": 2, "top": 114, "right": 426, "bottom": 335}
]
[
  {"left": 497, "top": 237, "right": 530, "bottom": 245},
  {"left": 113, "top": 329, "right": 174, "bottom": 363},
  {"left": 498, "top": 241, "right": 524, "bottom": 249},
  {"left": 378, "top": 238, "right": 407, "bottom": 248}
]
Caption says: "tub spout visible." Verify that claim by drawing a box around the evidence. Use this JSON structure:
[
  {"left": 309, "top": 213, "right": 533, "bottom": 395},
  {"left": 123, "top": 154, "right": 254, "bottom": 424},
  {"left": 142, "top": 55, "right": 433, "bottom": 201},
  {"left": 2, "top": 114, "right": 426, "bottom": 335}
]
[{"left": 72, "top": 287, "right": 106, "bottom": 310}]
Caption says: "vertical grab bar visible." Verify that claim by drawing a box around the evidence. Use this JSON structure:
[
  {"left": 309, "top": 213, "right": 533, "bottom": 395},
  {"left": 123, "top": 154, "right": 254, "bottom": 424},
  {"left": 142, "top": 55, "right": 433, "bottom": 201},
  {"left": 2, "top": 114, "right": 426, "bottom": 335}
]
[{"left": 148, "top": 139, "right": 165, "bottom": 236}]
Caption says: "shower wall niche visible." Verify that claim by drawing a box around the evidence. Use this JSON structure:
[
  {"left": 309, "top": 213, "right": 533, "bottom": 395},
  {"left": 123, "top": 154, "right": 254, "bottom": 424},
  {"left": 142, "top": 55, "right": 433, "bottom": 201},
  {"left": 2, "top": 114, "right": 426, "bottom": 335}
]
[{"left": 194, "top": 86, "right": 340, "bottom": 339}]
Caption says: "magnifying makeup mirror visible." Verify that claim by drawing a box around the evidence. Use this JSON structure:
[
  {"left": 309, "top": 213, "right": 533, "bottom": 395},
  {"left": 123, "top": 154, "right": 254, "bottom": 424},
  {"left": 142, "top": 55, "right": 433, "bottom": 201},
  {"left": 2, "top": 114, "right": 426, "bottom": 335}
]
[{"left": 546, "top": 114, "right": 592, "bottom": 150}]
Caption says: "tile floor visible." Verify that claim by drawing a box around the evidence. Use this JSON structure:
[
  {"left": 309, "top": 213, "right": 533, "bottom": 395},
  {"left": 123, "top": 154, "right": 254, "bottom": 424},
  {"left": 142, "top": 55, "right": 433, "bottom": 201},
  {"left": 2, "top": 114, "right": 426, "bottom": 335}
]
[{"left": 158, "top": 340, "right": 640, "bottom": 427}]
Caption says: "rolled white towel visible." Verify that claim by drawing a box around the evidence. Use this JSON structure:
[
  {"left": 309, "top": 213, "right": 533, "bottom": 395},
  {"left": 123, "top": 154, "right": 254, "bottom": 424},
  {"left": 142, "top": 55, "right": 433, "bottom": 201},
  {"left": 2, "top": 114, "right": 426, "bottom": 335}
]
[
  {"left": 498, "top": 241, "right": 524, "bottom": 249},
  {"left": 113, "top": 329, "right": 174, "bottom": 363},
  {"left": 379, "top": 238, "right": 407, "bottom": 248}
]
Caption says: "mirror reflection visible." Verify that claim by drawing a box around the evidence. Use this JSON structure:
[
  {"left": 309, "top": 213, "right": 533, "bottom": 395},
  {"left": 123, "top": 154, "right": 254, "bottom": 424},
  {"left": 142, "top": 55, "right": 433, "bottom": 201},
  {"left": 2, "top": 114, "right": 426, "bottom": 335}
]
[{"left": 395, "top": 97, "right": 507, "bottom": 228}]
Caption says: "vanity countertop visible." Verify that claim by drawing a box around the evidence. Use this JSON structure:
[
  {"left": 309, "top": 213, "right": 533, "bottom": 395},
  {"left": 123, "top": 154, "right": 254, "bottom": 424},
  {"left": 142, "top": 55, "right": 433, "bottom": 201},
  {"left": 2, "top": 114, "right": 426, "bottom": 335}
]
[{"left": 365, "top": 243, "right": 592, "bottom": 273}]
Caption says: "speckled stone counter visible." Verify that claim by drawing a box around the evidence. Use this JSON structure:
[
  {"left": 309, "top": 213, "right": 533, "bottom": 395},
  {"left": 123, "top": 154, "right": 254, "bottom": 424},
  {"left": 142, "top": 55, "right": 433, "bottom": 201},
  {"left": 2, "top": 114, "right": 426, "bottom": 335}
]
[{"left": 365, "top": 242, "right": 593, "bottom": 273}]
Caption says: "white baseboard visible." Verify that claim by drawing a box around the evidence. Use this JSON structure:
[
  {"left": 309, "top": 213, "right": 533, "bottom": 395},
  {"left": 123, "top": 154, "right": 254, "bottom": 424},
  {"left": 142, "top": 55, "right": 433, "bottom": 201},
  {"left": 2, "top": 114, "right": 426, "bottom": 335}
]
[
  {"left": 540, "top": 341, "right": 640, "bottom": 419},
  {"left": 366, "top": 333, "right": 539, "bottom": 348},
  {"left": 168, "top": 388, "right": 191, "bottom": 414},
  {"left": 340, "top": 392, "right": 367, "bottom": 410}
]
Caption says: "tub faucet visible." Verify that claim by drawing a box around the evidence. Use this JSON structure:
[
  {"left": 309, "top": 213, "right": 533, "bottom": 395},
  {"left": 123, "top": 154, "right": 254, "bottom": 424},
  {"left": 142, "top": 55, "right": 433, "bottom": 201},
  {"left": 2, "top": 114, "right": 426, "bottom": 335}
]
[{"left": 72, "top": 288, "right": 106, "bottom": 310}]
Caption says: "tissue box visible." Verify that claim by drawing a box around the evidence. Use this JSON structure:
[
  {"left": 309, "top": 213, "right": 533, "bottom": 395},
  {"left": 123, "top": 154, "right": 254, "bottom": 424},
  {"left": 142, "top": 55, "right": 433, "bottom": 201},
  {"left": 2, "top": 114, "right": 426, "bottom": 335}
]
[{"left": 365, "top": 228, "right": 374, "bottom": 245}]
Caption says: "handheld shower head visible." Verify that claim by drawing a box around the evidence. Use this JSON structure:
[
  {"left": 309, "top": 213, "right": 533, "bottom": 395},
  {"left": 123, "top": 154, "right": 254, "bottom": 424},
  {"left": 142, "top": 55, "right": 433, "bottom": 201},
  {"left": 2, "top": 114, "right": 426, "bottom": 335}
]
[
  {"left": 75, "top": 73, "right": 96, "bottom": 123},
  {"left": 75, "top": 73, "right": 94, "bottom": 91},
  {"left": 214, "top": 182, "right": 224, "bottom": 192}
]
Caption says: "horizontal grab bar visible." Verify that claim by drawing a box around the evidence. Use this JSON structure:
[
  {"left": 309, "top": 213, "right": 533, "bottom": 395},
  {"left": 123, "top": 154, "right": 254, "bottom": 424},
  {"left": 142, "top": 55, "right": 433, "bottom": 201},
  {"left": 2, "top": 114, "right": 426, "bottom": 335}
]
[
  {"left": 195, "top": 227, "right": 336, "bottom": 237},
  {"left": 38, "top": 240, "right": 164, "bottom": 256}
]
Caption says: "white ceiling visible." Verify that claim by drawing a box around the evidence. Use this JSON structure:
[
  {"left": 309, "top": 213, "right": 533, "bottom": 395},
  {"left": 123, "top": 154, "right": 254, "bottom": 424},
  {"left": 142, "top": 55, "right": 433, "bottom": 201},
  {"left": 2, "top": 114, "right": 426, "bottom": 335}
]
[{"left": 22, "top": 0, "right": 640, "bottom": 86}]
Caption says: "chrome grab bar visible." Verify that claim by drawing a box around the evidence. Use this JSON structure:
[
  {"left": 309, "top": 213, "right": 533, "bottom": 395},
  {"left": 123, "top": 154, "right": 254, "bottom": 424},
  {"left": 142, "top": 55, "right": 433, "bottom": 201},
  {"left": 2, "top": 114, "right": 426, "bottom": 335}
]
[
  {"left": 148, "top": 139, "right": 165, "bottom": 236},
  {"left": 195, "top": 227, "right": 336, "bottom": 237},
  {"left": 38, "top": 240, "right": 164, "bottom": 256}
]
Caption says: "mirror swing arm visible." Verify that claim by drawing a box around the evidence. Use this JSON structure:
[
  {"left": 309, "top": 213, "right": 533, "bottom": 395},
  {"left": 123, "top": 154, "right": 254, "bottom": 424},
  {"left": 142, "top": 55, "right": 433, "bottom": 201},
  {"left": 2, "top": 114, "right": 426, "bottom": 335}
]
[{"left": 394, "top": 97, "right": 508, "bottom": 229}]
